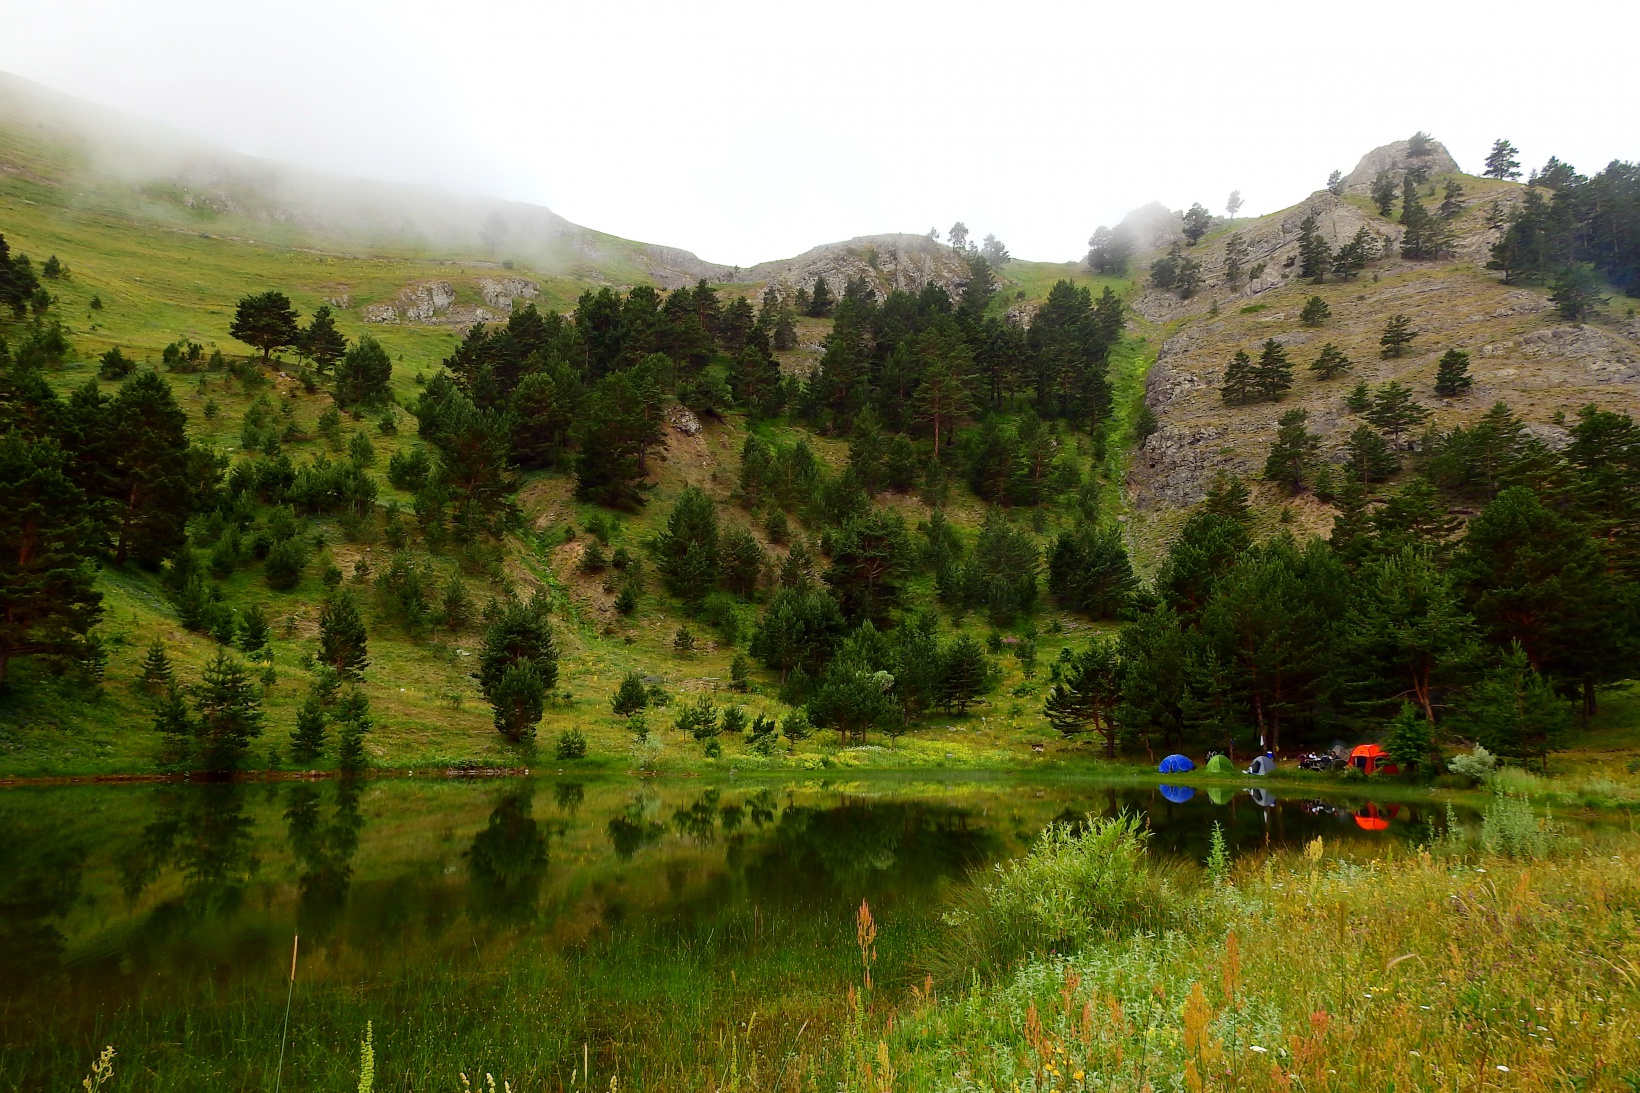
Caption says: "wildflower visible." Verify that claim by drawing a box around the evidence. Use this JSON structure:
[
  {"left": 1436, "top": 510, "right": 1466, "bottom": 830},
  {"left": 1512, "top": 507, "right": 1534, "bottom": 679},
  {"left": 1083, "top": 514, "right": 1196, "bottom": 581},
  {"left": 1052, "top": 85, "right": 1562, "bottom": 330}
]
[{"left": 1073, "top": 1071, "right": 1084, "bottom": 1082}]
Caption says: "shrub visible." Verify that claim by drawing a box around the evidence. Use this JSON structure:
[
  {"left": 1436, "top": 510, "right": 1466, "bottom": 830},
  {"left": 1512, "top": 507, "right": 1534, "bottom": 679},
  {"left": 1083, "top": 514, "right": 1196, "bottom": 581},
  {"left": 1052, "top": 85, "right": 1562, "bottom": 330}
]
[
  {"left": 1446, "top": 745, "right": 1497, "bottom": 780},
  {"left": 938, "top": 812, "right": 1170, "bottom": 976},
  {"left": 1479, "top": 792, "right": 1566, "bottom": 859},
  {"left": 554, "top": 727, "right": 588, "bottom": 760},
  {"left": 264, "top": 536, "right": 308, "bottom": 590}
]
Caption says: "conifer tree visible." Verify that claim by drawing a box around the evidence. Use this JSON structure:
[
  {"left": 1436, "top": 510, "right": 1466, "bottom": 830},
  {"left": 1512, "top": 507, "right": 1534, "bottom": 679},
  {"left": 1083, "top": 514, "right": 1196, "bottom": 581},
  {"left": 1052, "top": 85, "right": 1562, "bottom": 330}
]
[
  {"left": 938, "top": 634, "right": 994, "bottom": 715},
  {"left": 138, "top": 639, "right": 175, "bottom": 694},
  {"left": 1549, "top": 264, "right": 1602, "bottom": 321},
  {"left": 1483, "top": 139, "right": 1522, "bottom": 181},
  {"left": 1183, "top": 203, "right": 1213, "bottom": 245},
  {"left": 1047, "top": 523, "right": 1138, "bottom": 619},
  {"left": 1439, "top": 179, "right": 1465, "bottom": 220},
  {"left": 1221, "top": 349, "right": 1254, "bottom": 404},
  {"left": 302, "top": 305, "right": 348, "bottom": 374},
  {"left": 1328, "top": 474, "right": 1376, "bottom": 566},
  {"left": 238, "top": 602, "right": 271, "bottom": 659},
  {"left": 1299, "top": 296, "right": 1330, "bottom": 326},
  {"left": 229, "top": 291, "right": 301, "bottom": 362},
  {"left": 1366, "top": 381, "right": 1430, "bottom": 444},
  {"left": 1252, "top": 339, "right": 1294, "bottom": 401},
  {"left": 0, "top": 432, "right": 102, "bottom": 686},
  {"left": 1371, "top": 170, "right": 1399, "bottom": 217},
  {"left": 1345, "top": 381, "right": 1372, "bottom": 413},
  {"left": 806, "top": 276, "right": 834, "bottom": 318},
  {"left": 291, "top": 691, "right": 328, "bottom": 764},
  {"left": 574, "top": 360, "right": 668, "bottom": 508},
  {"left": 318, "top": 590, "right": 369, "bottom": 681},
  {"left": 1451, "top": 643, "right": 1569, "bottom": 765},
  {"left": 1379, "top": 314, "right": 1417, "bottom": 358},
  {"left": 476, "top": 597, "right": 558, "bottom": 741},
  {"left": 1222, "top": 232, "right": 1249, "bottom": 284},
  {"left": 1043, "top": 639, "right": 1121, "bottom": 755},
  {"left": 1434, "top": 349, "right": 1473, "bottom": 396},
  {"left": 1331, "top": 227, "right": 1376, "bottom": 279},
  {"left": 1347, "top": 423, "right": 1400, "bottom": 484},
  {"left": 1226, "top": 190, "right": 1245, "bottom": 218},
  {"left": 334, "top": 335, "right": 393, "bottom": 406},
  {"left": 1264, "top": 409, "right": 1319, "bottom": 493},
  {"left": 335, "top": 687, "right": 372, "bottom": 769},
  {"left": 1326, "top": 170, "right": 1345, "bottom": 196},
  {"left": 611, "top": 671, "right": 649, "bottom": 716},
  {"left": 103, "top": 371, "right": 202, "bottom": 566},
  {"left": 654, "top": 487, "right": 721, "bottom": 603},
  {"left": 911, "top": 344, "right": 974, "bottom": 459},
  {"left": 1309, "top": 343, "right": 1351, "bottom": 379},
  {"left": 194, "top": 648, "right": 264, "bottom": 771},
  {"left": 1297, "top": 212, "right": 1330, "bottom": 281}
]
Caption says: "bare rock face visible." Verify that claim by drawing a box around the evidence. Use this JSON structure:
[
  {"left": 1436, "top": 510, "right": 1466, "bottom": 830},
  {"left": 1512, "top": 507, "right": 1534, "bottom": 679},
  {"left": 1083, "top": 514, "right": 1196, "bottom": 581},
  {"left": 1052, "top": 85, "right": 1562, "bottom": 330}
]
[
  {"left": 366, "top": 280, "right": 498, "bottom": 326},
  {"left": 738, "top": 234, "right": 975, "bottom": 300},
  {"left": 1341, "top": 138, "right": 1461, "bottom": 194},
  {"left": 478, "top": 277, "right": 539, "bottom": 310}
]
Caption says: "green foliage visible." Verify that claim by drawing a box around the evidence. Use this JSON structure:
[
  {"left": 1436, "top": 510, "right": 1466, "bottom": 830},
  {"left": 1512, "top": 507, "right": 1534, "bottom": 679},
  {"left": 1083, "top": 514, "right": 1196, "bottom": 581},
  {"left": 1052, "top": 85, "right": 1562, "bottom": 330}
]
[
  {"left": 98, "top": 346, "right": 134, "bottom": 379},
  {"left": 1484, "top": 139, "right": 1522, "bottom": 181},
  {"left": 0, "top": 432, "right": 103, "bottom": 686},
  {"left": 1451, "top": 644, "right": 1571, "bottom": 765},
  {"left": 138, "top": 639, "right": 174, "bottom": 694},
  {"left": 1479, "top": 792, "right": 1566, "bottom": 859},
  {"left": 1299, "top": 296, "right": 1330, "bottom": 326},
  {"left": 335, "top": 687, "right": 371, "bottom": 771},
  {"left": 476, "top": 596, "right": 557, "bottom": 741},
  {"left": 490, "top": 660, "right": 546, "bottom": 743},
  {"left": 1346, "top": 423, "right": 1399, "bottom": 484},
  {"left": 1383, "top": 702, "right": 1435, "bottom": 772},
  {"left": 229, "top": 291, "right": 300, "bottom": 361},
  {"left": 1205, "top": 821, "right": 1230, "bottom": 886},
  {"left": 1434, "top": 349, "right": 1473, "bottom": 397},
  {"left": 1380, "top": 313, "right": 1417, "bottom": 358},
  {"left": 1365, "top": 381, "right": 1430, "bottom": 443},
  {"left": 1549, "top": 264, "right": 1603, "bottom": 321},
  {"left": 611, "top": 671, "right": 649, "bottom": 716},
  {"left": 1370, "top": 170, "right": 1398, "bottom": 217},
  {"left": 1047, "top": 523, "right": 1136, "bottom": 619},
  {"left": 1221, "top": 349, "right": 1253, "bottom": 405},
  {"left": 938, "top": 634, "right": 994, "bottom": 715},
  {"left": 554, "top": 727, "right": 588, "bottom": 760},
  {"left": 1264, "top": 409, "right": 1319, "bottom": 494},
  {"left": 674, "top": 693, "right": 719, "bottom": 740},
  {"left": 318, "top": 590, "right": 369, "bottom": 680},
  {"left": 193, "top": 648, "right": 265, "bottom": 771},
  {"left": 1044, "top": 639, "right": 1121, "bottom": 754},
  {"left": 1309, "top": 342, "right": 1351, "bottom": 380},
  {"left": 573, "top": 360, "right": 667, "bottom": 508},
  {"left": 291, "top": 692, "right": 328, "bottom": 764},
  {"left": 938, "top": 813, "right": 1165, "bottom": 974},
  {"left": 1297, "top": 213, "right": 1330, "bottom": 281}
]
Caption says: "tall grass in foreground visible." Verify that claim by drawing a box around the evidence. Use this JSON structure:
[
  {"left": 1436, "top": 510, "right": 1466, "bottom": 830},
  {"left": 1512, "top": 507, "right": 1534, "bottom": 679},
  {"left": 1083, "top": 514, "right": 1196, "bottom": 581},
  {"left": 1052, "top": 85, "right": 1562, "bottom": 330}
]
[{"left": 888, "top": 810, "right": 1640, "bottom": 1091}]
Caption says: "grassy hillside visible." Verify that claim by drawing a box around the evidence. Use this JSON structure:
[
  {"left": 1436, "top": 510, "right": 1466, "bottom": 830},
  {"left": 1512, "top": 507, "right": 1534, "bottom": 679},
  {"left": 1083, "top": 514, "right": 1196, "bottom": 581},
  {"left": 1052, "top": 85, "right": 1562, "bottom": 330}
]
[{"left": 0, "top": 116, "right": 1142, "bottom": 779}]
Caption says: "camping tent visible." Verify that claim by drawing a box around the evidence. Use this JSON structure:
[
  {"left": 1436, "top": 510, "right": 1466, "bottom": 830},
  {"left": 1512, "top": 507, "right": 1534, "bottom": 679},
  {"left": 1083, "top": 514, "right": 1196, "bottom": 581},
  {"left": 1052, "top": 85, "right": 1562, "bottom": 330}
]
[
  {"left": 1205, "top": 754, "right": 1235, "bottom": 774},
  {"left": 1349, "top": 744, "right": 1399, "bottom": 775},
  {"left": 1159, "top": 754, "right": 1195, "bottom": 774},
  {"left": 1247, "top": 754, "right": 1276, "bottom": 775},
  {"left": 1207, "top": 787, "right": 1235, "bottom": 805},
  {"left": 1353, "top": 802, "right": 1393, "bottom": 830},
  {"left": 1159, "top": 784, "right": 1196, "bottom": 804},
  {"left": 1248, "top": 788, "right": 1277, "bottom": 808}
]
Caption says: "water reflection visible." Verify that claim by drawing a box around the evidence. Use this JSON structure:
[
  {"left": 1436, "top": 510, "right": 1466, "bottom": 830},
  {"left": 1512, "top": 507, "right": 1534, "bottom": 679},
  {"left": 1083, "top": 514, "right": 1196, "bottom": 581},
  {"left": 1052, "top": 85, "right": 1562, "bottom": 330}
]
[
  {"left": 466, "top": 787, "right": 555, "bottom": 922},
  {"left": 285, "top": 779, "right": 364, "bottom": 938}
]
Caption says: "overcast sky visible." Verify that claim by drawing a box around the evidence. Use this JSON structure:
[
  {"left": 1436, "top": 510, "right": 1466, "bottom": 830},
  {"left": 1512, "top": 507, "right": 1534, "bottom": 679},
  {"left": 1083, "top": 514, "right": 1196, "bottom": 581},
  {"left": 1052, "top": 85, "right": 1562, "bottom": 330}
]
[{"left": 1, "top": 0, "right": 1634, "bottom": 266}]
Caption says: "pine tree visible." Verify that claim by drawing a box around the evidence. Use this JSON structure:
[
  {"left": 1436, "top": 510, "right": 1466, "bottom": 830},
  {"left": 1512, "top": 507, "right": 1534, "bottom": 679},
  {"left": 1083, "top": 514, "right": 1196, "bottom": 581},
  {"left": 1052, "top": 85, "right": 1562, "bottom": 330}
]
[
  {"left": 611, "top": 671, "right": 649, "bottom": 716},
  {"left": 1264, "top": 409, "right": 1318, "bottom": 493},
  {"left": 1439, "top": 179, "right": 1465, "bottom": 220},
  {"left": 1379, "top": 314, "right": 1417, "bottom": 358},
  {"left": 1299, "top": 296, "right": 1331, "bottom": 326},
  {"left": 1549, "top": 264, "right": 1602, "bottom": 321},
  {"left": 302, "top": 305, "right": 348, "bottom": 374},
  {"left": 318, "top": 590, "right": 369, "bottom": 681},
  {"left": 229, "top": 291, "right": 301, "bottom": 362},
  {"left": 138, "top": 639, "right": 175, "bottom": 694},
  {"left": 291, "top": 692, "right": 328, "bottom": 763},
  {"left": 1183, "top": 203, "right": 1213, "bottom": 245},
  {"left": 1297, "top": 212, "right": 1330, "bottom": 281},
  {"left": 152, "top": 680, "right": 195, "bottom": 763},
  {"left": 573, "top": 361, "right": 668, "bottom": 508},
  {"left": 806, "top": 276, "right": 834, "bottom": 318},
  {"left": 1451, "top": 644, "right": 1569, "bottom": 765},
  {"left": 1382, "top": 702, "right": 1435, "bottom": 772},
  {"left": 1346, "top": 423, "right": 1400, "bottom": 484},
  {"left": 1371, "top": 170, "right": 1399, "bottom": 217},
  {"left": 911, "top": 341, "right": 974, "bottom": 459},
  {"left": 1331, "top": 227, "right": 1376, "bottom": 279},
  {"left": 1434, "top": 349, "right": 1473, "bottom": 396},
  {"left": 654, "top": 487, "right": 721, "bottom": 603},
  {"left": 1223, "top": 232, "right": 1249, "bottom": 284},
  {"left": 1047, "top": 523, "right": 1138, "bottom": 619},
  {"left": 476, "top": 597, "right": 558, "bottom": 740},
  {"left": 335, "top": 687, "right": 371, "bottom": 770},
  {"left": 104, "top": 371, "right": 201, "bottom": 566},
  {"left": 1366, "top": 382, "right": 1430, "bottom": 444},
  {"left": 1326, "top": 170, "right": 1345, "bottom": 196},
  {"left": 0, "top": 432, "right": 102, "bottom": 686},
  {"left": 1221, "top": 349, "right": 1254, "bottom": 404},
  {"left": 1309, "top": 343, "right": 1352, "bottom": 380},
  {"left": 1345, "top": 381, "right": 1371, "bottom": 413},
  {"left": 1483, "top": 139, "right": 1522, "bottom": 181},
  {"left": 938, "top": 635, "right": 993, "bottom": 715},
  {"left": 194, "top": 648, "right": 264, "bottom": 771},
  {"left": 1252, "top": 339, "right": 1294, "bottom": 401},
  {"left": 1226, "top": 190, "right": 1245, "bottom": 218},
  {"left": 1328, "top": 474, "right": 1376, "bottom": 565},
  {"left": 238, "top": 602, "right": 271, "bottom": 659},
  {"left": 1042, "top": 639, "right": 1121, "bottom": 755},
  {"left": 334, "top": 335, "right": 393, "bottom": 406}
]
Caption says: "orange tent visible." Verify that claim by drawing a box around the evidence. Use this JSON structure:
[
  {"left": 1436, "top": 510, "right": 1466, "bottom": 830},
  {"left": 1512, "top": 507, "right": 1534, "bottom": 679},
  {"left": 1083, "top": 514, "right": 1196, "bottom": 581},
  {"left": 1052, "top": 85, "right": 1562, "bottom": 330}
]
[
  {"left": 1349, "top": 744, "right": 1399, "bottom": 775},
  {"left": 1353, "top": 803, "right": 1391, "bottom": 830}
]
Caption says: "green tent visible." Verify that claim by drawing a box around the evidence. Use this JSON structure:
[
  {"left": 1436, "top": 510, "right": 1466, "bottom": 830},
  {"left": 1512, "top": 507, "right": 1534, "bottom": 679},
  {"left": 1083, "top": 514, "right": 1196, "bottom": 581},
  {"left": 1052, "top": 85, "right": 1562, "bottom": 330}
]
[
  {"left": 1207, "top": 787, "right": 1235, "bottom": 805},
  {"left": 1205, "top": 754, "right": 1235, "bottom": 773}
]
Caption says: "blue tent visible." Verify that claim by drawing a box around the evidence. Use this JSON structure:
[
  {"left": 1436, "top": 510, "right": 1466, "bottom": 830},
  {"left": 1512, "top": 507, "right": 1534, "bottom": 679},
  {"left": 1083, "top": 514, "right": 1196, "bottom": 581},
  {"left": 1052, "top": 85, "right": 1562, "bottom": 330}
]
[
  {"left": 1159, "top": 754, "right": 1195, "bottom": 774},
  {"left": 1159, "top": 784, "right": 1196, "bottom": 804}
]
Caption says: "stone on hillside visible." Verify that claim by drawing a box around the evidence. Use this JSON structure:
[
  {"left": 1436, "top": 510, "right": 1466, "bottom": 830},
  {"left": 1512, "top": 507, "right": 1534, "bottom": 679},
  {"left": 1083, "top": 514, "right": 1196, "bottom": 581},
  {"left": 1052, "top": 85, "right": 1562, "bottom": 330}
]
[{"left": 1341, "top": 138, "right": 1461, "bottom": 194}]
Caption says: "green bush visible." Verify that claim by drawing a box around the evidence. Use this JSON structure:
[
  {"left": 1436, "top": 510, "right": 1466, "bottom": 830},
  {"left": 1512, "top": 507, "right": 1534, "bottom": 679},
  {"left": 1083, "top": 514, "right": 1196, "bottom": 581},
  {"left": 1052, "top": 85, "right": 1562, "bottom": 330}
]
[
  {"left": 1480, "top": 792, "right": 1566, "bottom": 859},
  {"left": 938, "top": 812, "right": 1171, "bottom": 976},
  {"left": 554, "top": 728, "right": 588, "bottom": 760}
]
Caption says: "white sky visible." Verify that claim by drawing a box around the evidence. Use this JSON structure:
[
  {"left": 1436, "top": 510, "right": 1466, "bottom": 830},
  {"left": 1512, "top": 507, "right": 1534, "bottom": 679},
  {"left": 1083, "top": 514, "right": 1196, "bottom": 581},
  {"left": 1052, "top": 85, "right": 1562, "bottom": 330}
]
[{"left": 1, "top": 0, "right": 1634, "bottom": 267}]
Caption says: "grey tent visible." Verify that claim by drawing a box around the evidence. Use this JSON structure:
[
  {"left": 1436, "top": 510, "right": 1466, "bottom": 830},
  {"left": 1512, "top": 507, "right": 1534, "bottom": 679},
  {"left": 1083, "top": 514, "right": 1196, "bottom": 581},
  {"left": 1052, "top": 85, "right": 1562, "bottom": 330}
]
[{"left": 1246, "top": 754, "right": 1275, "bottom": 775}]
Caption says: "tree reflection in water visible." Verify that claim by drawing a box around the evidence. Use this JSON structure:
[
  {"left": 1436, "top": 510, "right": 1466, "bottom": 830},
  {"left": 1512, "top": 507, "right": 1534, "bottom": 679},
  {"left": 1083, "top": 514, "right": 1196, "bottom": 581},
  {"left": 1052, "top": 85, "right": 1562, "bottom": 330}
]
[{"left": 466, "top": 786, "right": 554, "bottom": 922}]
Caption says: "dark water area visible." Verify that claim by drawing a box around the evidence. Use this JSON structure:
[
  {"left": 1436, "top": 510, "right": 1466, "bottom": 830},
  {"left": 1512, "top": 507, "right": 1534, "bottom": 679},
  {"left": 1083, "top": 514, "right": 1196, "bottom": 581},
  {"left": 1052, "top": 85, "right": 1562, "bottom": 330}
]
[{"left": 0, "top": 775, "right": 1453, "bottom": 1089}]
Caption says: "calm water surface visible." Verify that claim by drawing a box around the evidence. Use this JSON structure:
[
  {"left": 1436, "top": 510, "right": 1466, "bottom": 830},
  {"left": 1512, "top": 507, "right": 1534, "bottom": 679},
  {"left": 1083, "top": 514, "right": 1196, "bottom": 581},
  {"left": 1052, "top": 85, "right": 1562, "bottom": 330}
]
[{"left": 0, "top": 775, "right": 1448, "bottom": 1089}]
